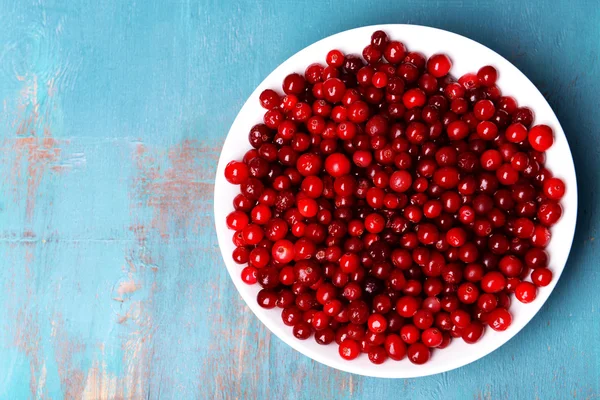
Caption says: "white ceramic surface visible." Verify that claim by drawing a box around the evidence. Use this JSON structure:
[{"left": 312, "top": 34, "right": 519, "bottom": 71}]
[{"left": 213, "top": 24, "right": 578, "bottom": 378}]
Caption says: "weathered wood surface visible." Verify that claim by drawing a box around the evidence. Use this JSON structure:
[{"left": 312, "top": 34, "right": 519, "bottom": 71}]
[{"left": 0, "top": 0, "right": 598, "bottom": 398}]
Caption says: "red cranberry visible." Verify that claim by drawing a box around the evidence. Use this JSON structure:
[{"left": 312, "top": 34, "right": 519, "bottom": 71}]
[
  {"left": 339, "top": 339, "right": 360, "bottom": 360},
  {"left": 407, "top": 343, "right": 430, "bottom": 364},
  {"left": 515, "top": 281, "right": 537, "bottom": 303},
  {"left": 462, "top": 322, "right": 484, "bottom": 344},
  {"left": 427, "top": 54, "right": 452, "bottom": 78},
  {"left": 488, "top": 308, "right": 512, "bottom": 331}
]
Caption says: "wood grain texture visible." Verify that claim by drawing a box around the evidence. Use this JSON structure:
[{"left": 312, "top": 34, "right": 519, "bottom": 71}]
[{"left": 0, "top": 0, "right": 598, "bottom": 398}]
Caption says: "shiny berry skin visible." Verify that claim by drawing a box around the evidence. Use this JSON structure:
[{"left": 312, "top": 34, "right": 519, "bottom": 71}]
[
  {"left": 390, "top": 170, "right": 413, "bottom": 193},
  {"left": 326, "top": 49, "right": 345, "bottom": 67},
  {"left": 259, "top": 89, "right": 280, "bottom": 109},
  {"left": 282, "top": 73, "right": 306, "bottom": 95},
  {"left": 461, "top": 322, "right": 484, "bottom": 344},
  {"left": 450, "top": 309, "right": 471, "bottom": 329},
  {"left": 474, "top": 100, "right": 495, "bottom": 121},
  {"left": 417, "top": 223, "right": 439, "bottom": 245},
  {"left": 368, "top": 346, "right": 388, "bottom": 364},
  {"left": 371, "top": 30, "right": 390, "bottom": 50},
  {"left": 365, "top": 213, "right": 386, "bottom": 233},
  {"left": 499, "top": 255, "right": 524, "bottom": 277},
  {"left": 384, "top": 334, "right": 407, "bottom": 360},
  {"left": 403, "top": 88, "right": 427, "bottom": 109},
  {"left": 421, "top": 328, "right": 443, "bottom": 347},
  {"left": 339, "top": 339, "right": 360, "bottom": 360},
  {"left": 427, "top": 54, "right": 452, "bottom": 78},
  {"left": 296, "top": 153, "right": 323, "bottom": 176},
  {"left": 325, "top": 153, "right": 351, "bottom": 177},
  {"left": 481, "top": 271, "right": 506, "bottom": 293},
  {"left": 447, "top": 120, "right": 470, "bottom": 140},
  {"left": 241, "top": 266, "right": 258, "bottom": 284},
  {"left": 257, "top": 289, "right": 277, "bottom": 309},
  {"left": 226, "top": 210, "right": 249, "bottom": 231},
  {"left": 515, "top": 281, "right": 537, "bottom": 303},
  {"left": 368, "top": 314, "right": 388, "bottom": 333},
  {"left": 496, "top": 164, "right": 519, "bottom": 185},
  {"left": 459, "top": 73, "right": 479, "bottom": 90},
  {"left": 272, "top": 239, "right": 295, "bottom": 264},
  {"left": 505, "top": 123, "right": 528, "bottom": 143},
  {"left": 323, "top": 78, "right": 347, "bottom": 103},
  {"left": 396, "top": 296, "right": 419, "bottom": 318},
  {"left": 477, "top": 65, "right": 498, "bottom": 86},
  {"left": 413, "top": 310, "right": 434, "bottom": 330},
  {"left": 383, "top": 41, "right": 406, "bottom": 63},
  {"left": 242, "top": 224, "right": 264, "bottom": 245},
  {"left": 531, "top": 268, "right": 553, "bottom": 287},
  {"left": 407, "top": 342, "right": 430, "bottom": 364},
  {"left": 225, "top": 161, "right": 249, "bottom": 184},
  {"left": 525, "top": 248, "right": 549, "bottom": 269},
  {"left": 488, "top": 308, "right": 512, "bottom": 331},
  {"left": 543, "top": 177, "right": 566, "bottom": 200},
  {"left": 457, "top": 282, "right": 479, "bottom": 304},
  {"left": 537, "top": 201, "right": 562, "bottom": 226},
  {"left": 528, "top": 124, "right": 554, "bottom": 151},
  {"left": 292, "top": 321, "right": 312, "bottom": 339},
  {"left": 480, "top": 149, "right": 503, "bottom": 171}
]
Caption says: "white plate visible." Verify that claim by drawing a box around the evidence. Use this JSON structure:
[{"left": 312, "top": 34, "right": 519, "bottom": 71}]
[{"left": 213, "top": 24, "right": 578, "bottom": 378}]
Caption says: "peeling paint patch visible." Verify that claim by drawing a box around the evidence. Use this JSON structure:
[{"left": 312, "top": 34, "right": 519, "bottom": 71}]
[
  {"left": 130, "top": 140, "right": 216, "bottom": 239},
  {"left": 82, "top": 361, "right": 122, "bottom": 400},
  {"left": 51, "top": 315, "right": 86, "bottom": 399},
  {"left": 5, "top": 129, "right": 62, "bottom": 221}
]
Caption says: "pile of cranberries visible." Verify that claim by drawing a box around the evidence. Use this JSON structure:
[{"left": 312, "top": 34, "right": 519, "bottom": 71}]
[{"left": 224, "top": 30, "right": 566, "bottom": 365}]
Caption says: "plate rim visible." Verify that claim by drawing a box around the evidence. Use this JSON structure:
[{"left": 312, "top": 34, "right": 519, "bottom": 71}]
[{"left": 213, "top": 23, "right": 578, "bottom": 378}]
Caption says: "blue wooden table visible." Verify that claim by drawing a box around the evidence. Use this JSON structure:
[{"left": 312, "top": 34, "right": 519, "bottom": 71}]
[{"left": 1, "top": 0, "right": 598, "bottom": 398}]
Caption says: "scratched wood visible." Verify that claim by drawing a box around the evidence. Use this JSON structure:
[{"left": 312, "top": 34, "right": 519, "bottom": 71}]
[{"left": 0, "top": 0, "right": 598, "bottom": 399}]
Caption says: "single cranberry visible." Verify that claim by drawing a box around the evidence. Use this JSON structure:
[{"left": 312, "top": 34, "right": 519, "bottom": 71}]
[
  {"left": 384, "top": 334, "right": 407, "bottom": 360},
  {"left": 402, "top": 88, "right": 427, "bottom": 109},
  {"left": 282, "top": 73, "right": 306, "bottom": 95},
  {"left": 537, "top": 201, "right": 562, "bottom": 226},
  {"left": 488, "top": 308, "right": 512, "bottom": 331},
  {"left": 315, "top": 328, "right": 335, "bottom": 345},
  {"left": 225, "top": 161, "right": 249, "bottom": 184},
  {"left": 427, "top": 54, "right": 452, "bottom": 78},
  {"left": 396, "top": 296, "right": 420, "bottom": 318},
  {"left": 241, "top": 266, "right": 258, "bottom": 285},
  {"left": 367, "top": 313, "right": 388, "bottom": 334},
  {"left": 381, "top": 40, "right": 406, "bottom": 64},
  {"left": 461, "top": 322, "right": 485, "bottom": 344},
  {"left": 457, "top": 282, "right": 479, "bottom": 304},
  {"left": 474, "top": 100, "right": 495, "bottom": 121},
  {"left": 367, "top": 345, "right": 388, "bottom": 364},
  {"left": 257, "top": 289, "right": 277, "bottom": 309},
  {"left": 480, "top": 149, "right": 503, "bottom": 171},
  {"left": 515, "top": 281, "right": 537, "bottom": 303},
  {"left": 450, "top": 309, "right": 471, "bottom": 329},
  {"left": 543, "top": 177, "right": 566, "bottom": 200},
  {"left": 481, "top": 271, "right": 507, "bottom": 293},
  {"left": 531, "top": 268, "right": 553, "bottom": 287},
  {"left": 407, "top": 342, "right": 430, "bottom": 364},
  {"left": 338, "top": 339, "right": 360, "bottom": 360},
  {"left": 512, "top": 107, "right": 534, "bottom": 127},
  {"left": 326, "top": 49, "right": 345, "bottom": 67},
  {"left": 528, "top": 124, "right": 554, "bottom": 151},
  {"left": 477, "top": 65, "right": 498, "bottom": 87},
  {"left": 324, "top": 153, "right": 351, "bottom": 178},
  {"left": 421, "top": 327, "right": 443, "bottom": 347}
]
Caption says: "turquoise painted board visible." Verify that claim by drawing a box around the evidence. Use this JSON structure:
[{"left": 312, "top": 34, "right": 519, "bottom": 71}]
[{"left": 0, "top": 0, "right": 598, "bottom": 399}]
